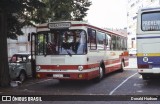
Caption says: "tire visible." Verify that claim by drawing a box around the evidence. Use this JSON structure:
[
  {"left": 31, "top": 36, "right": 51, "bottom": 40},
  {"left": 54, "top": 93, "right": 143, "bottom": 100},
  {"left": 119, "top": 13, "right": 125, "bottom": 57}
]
[
  {"left": 99, "top": 66, "right": 104, "bottom": 79},
  {"left": 119, "top": 62, "right": 124, "bottom": 72},
  {"left": 142, "top": 75, "right": 150, "bottom": 80},
  {"left": 95, "top": 66, "right": 104, "bottom": 82},
  {"left": 18, "top": 71, "right": 26, "bottom": 82}
]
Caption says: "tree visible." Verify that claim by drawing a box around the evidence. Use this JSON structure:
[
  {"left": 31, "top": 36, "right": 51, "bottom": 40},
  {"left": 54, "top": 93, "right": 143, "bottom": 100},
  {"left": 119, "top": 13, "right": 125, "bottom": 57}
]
[
  {"left": 38, "top": 0, "right": 92, "bottom": 22},
  {"left": 0, "top": 10, "right": 10, "bottom": 87},
  {"left": 0, "top": 0, "right": 45, "bottom": 87},
  {"left": 0, "top": 0, "right": 45, "bottom": 39},
  {"left": 0, "top": 0, "right": 91, "bottom": 87},
  {"left": 72, "top": 0, "right": 92, "bottom": 21}
]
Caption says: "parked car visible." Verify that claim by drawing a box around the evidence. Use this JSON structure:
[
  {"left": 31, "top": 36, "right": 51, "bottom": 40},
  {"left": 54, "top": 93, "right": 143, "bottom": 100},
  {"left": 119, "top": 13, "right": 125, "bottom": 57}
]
[
  {"left": 129, "top": 49, "right": 137, "bottom": 56},
  {"left": 9, "top": 53, "right": 32, "bottom": 82}
]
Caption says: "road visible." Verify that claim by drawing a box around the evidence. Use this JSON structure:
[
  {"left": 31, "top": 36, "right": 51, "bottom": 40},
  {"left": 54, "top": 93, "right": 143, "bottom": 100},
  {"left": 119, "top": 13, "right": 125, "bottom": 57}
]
[{"left": 1, "top": 58, "right": 160, "bottom": 104}]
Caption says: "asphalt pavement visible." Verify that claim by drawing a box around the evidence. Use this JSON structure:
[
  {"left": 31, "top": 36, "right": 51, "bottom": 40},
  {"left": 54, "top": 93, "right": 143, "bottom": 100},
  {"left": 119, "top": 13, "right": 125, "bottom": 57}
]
[{"left": 1, "top": 57, "right": 160, "bottom": 103}]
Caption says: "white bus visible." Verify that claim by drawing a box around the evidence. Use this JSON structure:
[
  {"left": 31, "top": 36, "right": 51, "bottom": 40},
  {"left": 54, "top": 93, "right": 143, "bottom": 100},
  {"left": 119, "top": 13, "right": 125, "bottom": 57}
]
[
  {"left": 31, "top": 21, "right": 128, "bottom": 81},
  {"left": 137, "top": 7, "right": 160, "bottom": 80}
]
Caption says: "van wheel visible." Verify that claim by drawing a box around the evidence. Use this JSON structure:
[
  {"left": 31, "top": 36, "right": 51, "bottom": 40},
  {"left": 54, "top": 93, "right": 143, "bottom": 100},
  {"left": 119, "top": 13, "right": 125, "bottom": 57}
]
[{"left": 18, "top": 71, "right": 26, "bottom": 82}]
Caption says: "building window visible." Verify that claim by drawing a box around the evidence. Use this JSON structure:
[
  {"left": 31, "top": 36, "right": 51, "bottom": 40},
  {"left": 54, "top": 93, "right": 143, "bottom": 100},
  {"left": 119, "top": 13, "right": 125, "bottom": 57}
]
[
  {"left": 131, "top": 3, "right": 135, "bottom": 7},
  {"left": 151, "top": 0, "right": 156, "bottom": 2},
  {"left": 136, "top": 0, "right": 140, "bottom": 3},
  {"left": 133, "top": 16, "right": 137, "bottom": 20},
  {"left": 128, "top": 0, "right": 132, "bottom": 3}
]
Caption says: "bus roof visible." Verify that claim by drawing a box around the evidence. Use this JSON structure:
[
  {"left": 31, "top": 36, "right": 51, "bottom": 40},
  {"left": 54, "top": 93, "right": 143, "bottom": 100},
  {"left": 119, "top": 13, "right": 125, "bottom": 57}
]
[
  {"left": 36, "top": 21, "right": 127, "bottom": 37},
  {"left": 140, "top": 7, "right": 160, "bottom": 12}
]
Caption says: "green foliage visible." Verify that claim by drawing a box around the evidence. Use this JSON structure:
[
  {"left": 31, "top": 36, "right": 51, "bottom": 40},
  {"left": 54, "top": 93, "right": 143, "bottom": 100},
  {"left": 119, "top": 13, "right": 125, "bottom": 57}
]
[
  {"left": 0, "top": 0, "right": 91, "bottom": 39},
  {"left": 72, "top": 0, "right": 92, "bottom": 21},
  {"left": 39, "top": 0, "right": 92, "bottom": 22},
  {"left": 0, "top": 0, "right": 45, "bottom": 39}
]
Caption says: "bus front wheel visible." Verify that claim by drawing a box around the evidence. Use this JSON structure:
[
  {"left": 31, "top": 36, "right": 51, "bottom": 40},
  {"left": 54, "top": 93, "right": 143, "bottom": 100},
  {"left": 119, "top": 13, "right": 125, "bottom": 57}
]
[{"left": 94, "top": 66, "right": 104, "bottom": 82}]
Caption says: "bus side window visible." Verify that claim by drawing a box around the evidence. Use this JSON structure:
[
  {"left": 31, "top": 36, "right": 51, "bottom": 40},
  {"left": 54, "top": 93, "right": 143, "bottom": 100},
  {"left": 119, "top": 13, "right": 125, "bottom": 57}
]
[
  {"left": 111, "top": 35, "right": 116, "bottom": 50},
  {"left": 88, "top": 28, "right": 97, "bottom": 50},
  {"left": 117, "top": 36, "right": 120, "bottom": 50},
  {"left": 106, "top": 34, "right": 111, "bottom": 50},
  {"left": 37, "top": 34, "right": 45, "bottom": 55},
  {"left": 97, "top": 31, "right": 106, "bottom": 50},
  {"left": 124, "top": 38, "right": 127, "bottom": 50},
  {"left": 121, "top": 38, "right": 127, "bottom": 50}
]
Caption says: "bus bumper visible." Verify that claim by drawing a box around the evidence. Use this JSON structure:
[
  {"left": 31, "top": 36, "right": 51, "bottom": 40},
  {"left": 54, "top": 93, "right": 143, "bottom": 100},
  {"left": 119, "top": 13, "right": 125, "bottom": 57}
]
[
  {"left": 36, "top": 70, "right": 99, "bottom": 80},
  {"left": 138, "top": 68, "right": 160, "bottom": 74}
]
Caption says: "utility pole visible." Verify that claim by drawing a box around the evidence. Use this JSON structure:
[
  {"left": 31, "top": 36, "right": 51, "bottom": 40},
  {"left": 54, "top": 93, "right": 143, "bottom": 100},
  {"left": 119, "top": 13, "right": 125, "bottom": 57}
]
[{"left": 0, "top": 10, "right": 10, "bottom": 87}]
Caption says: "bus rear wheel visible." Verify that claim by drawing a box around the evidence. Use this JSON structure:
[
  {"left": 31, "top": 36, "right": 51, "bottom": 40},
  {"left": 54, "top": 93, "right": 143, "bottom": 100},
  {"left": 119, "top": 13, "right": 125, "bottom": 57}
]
[
  {"left": 142, "top": 75, "right": 150, "bottom": 80},
  {"left": 119, "top": 62, "right": 124, "bottom": 72}
]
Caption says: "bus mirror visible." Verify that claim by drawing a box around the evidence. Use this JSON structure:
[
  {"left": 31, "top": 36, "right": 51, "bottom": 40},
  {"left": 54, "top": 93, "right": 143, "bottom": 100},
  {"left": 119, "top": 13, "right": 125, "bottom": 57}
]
[{"left": 28, "top": 33, "right": 31, "bottom": 41}]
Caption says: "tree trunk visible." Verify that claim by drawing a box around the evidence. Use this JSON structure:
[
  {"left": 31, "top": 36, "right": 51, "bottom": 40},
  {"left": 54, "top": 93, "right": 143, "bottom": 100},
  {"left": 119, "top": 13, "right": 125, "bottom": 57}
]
[{"left": 0, "top": 10, "right": 10, "bottom": 87}]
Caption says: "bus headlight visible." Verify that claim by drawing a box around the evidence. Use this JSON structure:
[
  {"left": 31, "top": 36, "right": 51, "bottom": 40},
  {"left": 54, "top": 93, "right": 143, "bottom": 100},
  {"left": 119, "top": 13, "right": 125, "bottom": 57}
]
[
  {"left": 78, "top": 65, "right": 83, "bottom": 71},
  {"left": 36, "top": 66, "right": 41, "bottom": 71}
]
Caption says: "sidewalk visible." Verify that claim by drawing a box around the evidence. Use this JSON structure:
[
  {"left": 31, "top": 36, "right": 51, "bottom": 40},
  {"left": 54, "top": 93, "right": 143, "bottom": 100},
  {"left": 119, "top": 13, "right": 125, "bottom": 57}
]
[{"left": 125, "top": 57, "right": 137, "bottom": 69}]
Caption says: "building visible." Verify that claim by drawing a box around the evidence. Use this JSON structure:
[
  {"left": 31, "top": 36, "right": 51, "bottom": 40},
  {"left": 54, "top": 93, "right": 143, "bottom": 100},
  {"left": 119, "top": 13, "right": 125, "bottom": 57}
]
[
  {"left": 127, "top": 0, "right": 160, "bottom": 49},
  {"left": 7, "top": 26, "right": 36, "bottom": 59}
]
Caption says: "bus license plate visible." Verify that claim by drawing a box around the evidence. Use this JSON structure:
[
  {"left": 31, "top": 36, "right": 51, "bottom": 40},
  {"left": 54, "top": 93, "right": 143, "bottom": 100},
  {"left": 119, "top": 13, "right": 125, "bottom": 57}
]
[{"left": 53, "top": 74, "right": 63, "bottom": 78}]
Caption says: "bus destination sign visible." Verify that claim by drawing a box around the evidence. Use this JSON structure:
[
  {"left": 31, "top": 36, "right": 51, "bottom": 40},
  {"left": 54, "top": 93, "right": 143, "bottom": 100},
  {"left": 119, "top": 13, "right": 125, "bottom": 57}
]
[
  {"left": 142, "top": 20, "right": 160, "bottom": 31},
  {"left": 48, "top": 22, "right": 71, "bottom": 29}
]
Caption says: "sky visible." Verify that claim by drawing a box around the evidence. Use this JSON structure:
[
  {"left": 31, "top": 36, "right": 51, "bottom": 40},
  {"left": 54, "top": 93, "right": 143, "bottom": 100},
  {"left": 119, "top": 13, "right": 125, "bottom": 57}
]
[{"left": 85, "top": 0, "right": 128, "bottom": 29}]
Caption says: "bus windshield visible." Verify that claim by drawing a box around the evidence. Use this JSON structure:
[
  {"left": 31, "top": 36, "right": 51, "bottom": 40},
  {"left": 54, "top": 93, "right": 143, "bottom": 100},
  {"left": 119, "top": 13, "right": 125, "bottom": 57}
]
[{"left": 35, "top": 29, "right": 87, "bottom": 55}]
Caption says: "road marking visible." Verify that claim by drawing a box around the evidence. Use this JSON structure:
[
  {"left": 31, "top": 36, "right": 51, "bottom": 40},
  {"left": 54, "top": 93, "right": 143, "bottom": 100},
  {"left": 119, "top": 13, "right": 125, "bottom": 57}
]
[
  {"left": 109, "top": 72, "right": 138, "bottom": 95},
  {"left": 137, "top": 90, "right": 143, "bottom": 93},
  {"left": 133, "top": 83, "right": 143, "bottom": 87},
  {"left": 139, "top": 75, "right": 142, "bottom": 79}
]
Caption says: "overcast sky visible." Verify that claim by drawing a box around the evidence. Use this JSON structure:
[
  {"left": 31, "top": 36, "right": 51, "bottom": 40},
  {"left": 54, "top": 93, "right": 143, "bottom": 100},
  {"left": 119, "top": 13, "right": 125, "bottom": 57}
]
[{"left": 85, "top": 0, "right": 128, "bottom": 29}]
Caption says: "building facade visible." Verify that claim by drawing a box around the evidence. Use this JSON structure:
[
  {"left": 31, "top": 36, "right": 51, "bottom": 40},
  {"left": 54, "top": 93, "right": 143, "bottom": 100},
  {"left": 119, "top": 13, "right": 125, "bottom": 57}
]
[
  {"left": 7, "top": 26, "right": 36, "bottom": 59},
  {"left": 127, "top": 0, "right": 160, "bottom": 49}
]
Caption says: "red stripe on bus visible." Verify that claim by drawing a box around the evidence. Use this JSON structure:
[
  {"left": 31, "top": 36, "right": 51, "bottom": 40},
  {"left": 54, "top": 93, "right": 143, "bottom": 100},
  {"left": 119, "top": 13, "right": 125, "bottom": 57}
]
[
  {"left": 37, "top": 58, "right": 122, "bottom": 70},
  {"left": 38, "top": 64, "right": 99, "bottom": 70}
]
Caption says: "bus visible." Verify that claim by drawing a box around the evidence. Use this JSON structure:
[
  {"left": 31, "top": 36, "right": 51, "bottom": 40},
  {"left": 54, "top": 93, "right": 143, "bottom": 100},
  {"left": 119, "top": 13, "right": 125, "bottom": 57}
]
[
  {"left": 30, "top": 21, "right": 128, "bottom": 81},
  {"left": 137, "top": 7, "right": 160, "bottom": 80}
]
